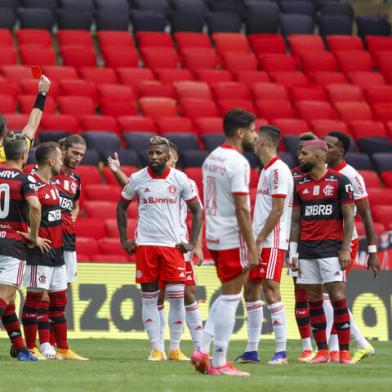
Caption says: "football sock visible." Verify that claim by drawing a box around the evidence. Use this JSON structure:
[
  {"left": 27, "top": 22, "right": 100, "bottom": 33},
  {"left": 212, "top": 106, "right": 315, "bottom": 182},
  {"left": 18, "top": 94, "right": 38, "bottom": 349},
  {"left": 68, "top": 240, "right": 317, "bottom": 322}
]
[
  {"left": 245, "top": 300, "right": 263, "bottom": 352},
  {"left": 212, "top": 293, "right": 241, "bottom": 368},
  {"left": 294, "top": 286, "right": 312, "bottom": 350},
  {"left": 0, "top": 298, "right": 7, "bottom": 318},
  {"left": 37, "top": 299, "right": 50, "bottom": 345},
  {"left": 49, "top": 290, "right": 69, "bottom": 350},
  {"left": 268, "top": 301, "right": 287, "bottom": 353},
  {"left": 166, "top": 284, "right": 185, "bottom": 352},
  {"left": 200, "top": 297, "right": 220, "bottom": 355},
  {"left": 21, "top": 291, "right": 43, "bottom": 349},
  {"left": 2, "top": 303, "right": 25, "bottom": 352},
  {"left": 185, "top": 301, "right": 203, "bottom": 350},
  {"left": 349, "top": 309, "right": 369, "bottom": 349},
  {"left": 309, "top": 300, "right": 328, "bottom": 350},
  {"left": 157, "top": 304, "right": 165, "bottom": 352},
  {"left": 323, "top": 293, "right": 334, "bottom": 339},
  {"left": 332, "top": 298, "right": 351, "bottom": 351},
  {"left": 141, "top": 290, "right": 161, "bottom": 351}
]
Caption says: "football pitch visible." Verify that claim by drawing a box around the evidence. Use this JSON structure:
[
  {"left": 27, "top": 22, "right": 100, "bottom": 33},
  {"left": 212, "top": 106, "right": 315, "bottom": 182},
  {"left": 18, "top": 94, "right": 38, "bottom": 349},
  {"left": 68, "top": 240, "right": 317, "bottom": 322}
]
[{"left": 1, "top": 339, "right": 391, "bottom": 392}]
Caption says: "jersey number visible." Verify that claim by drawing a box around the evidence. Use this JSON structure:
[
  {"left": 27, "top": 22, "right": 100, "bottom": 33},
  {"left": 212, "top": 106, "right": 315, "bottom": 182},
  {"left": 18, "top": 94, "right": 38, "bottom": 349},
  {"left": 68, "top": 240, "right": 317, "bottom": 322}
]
[
  {"left": 205, "top": 176, "right": 217, "bottom": 216},
  {"left": 0, "top": 183, "right": 10, "bottom": 219}
]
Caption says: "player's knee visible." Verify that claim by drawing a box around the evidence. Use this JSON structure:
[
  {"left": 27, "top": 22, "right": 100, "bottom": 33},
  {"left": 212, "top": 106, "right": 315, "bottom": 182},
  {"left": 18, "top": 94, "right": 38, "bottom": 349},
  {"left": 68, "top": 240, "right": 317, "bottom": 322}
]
[
  {"left": 262, "top": 281, "right": 280, "bottom": 304},
  {"left": 184, "top": 290, "right": 196, "bottom": 305}
]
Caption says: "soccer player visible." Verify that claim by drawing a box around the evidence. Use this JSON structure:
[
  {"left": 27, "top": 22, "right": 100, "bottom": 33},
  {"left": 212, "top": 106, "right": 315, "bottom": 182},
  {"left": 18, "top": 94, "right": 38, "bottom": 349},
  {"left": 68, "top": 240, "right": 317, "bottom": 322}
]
[
  {"left": 0, "top": 135, "right": 51, "bottom": 361},
  {"left": 21, "top": 142, "right": 88, "bottom": 361},
  {"left": 289, "top": 139, "right": 355, "bottom": 364},
  {"left": 116, "top": 136, "right": 203, "bottom": 361},
  {"left": 235, "top": 125, "right": 293, "bottom": 365},
  {"left": 191, "top": 109, "right": 258, "bottom": 376},
  {"left": 324, "top": 131, "right": 379, "bottom": 362}
]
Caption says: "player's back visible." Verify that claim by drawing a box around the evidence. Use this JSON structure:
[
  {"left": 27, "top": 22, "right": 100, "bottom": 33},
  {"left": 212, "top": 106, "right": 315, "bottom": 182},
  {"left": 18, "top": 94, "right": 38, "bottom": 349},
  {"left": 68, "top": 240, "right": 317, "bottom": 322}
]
[{"left": 202, "top": 144, "right": 250, "bottom": 250}]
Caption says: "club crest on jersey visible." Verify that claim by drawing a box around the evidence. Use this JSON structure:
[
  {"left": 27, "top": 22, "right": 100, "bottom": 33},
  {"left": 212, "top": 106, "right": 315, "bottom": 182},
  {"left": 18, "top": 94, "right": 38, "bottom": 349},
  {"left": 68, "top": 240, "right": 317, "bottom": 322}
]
[
  {"left": 136, "top": 270, "right": 142, "bottom": 279},
  {"left": 38, "top": 274, "right": 47, "bottom": 284},
  {"left": 323, "top": 185, "right": 334, "bottom": 197},
  {"left": 167, "top": 185, "right": 177, "bottom": 194}
]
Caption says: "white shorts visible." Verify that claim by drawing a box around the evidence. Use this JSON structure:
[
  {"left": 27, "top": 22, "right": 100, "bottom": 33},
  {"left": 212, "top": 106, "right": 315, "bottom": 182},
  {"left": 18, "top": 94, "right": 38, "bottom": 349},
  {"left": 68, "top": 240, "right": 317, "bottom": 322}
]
[
  {"left": 288, "top": 267, "right": 298, "bottom": 278},
  {"left": 64, "top": 251, "right": 77, "bottom": 283},
  {"left": 24, "top": 264, "right": 67, "bottom": 292},
  {"left": 0, "top": 256, "right": 26, "bottom": 287},
  {"left": 297, "top": 257, "right": 344, "bottom": 285}
]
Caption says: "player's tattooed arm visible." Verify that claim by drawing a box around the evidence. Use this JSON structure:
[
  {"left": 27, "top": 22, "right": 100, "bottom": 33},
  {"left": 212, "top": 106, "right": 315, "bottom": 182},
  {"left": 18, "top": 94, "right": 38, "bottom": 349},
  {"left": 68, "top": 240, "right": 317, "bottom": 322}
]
[
  {"left": 116, "top": 197, "right": 136, "bottom": 254},
  {"left": 340, "top": 202, "right": 355, "bottom": 270},
  {"left": 107, "top": 152, "right": 128, "bottom": 188},
  {"left": 356, "top": 198, "right": 380, "bottom": 278},
  {"left": 289, "top": 206, "right": 301, "bottom": 271}
]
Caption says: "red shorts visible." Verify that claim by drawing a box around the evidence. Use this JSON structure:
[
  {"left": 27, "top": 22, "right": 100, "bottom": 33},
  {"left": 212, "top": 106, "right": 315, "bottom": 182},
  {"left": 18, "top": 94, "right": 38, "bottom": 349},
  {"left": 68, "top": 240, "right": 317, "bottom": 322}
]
[
  {"left": 209, "top": 247, "right": 248, "bottom": 283},
  {"left": 248, "top": 248, "right": 286, "bottom": 283},
  {"left": 160, "top": 261, "right": 196, "bottom": 289},
  {"left": 344, "top": 238, "right": 359, "bottom": 278},
  {"left": 135, "top": 245, "right": 186, "bottom": 284}
]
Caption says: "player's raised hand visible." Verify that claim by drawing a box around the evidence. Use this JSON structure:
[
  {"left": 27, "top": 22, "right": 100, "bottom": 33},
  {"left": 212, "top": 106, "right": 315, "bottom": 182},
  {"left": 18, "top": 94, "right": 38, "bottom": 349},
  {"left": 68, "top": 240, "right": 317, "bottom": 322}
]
[
  {"left": 108, "top": 152, "right": 121, "bottom": 173},
  {"left": 38, "top": 75, "right": 51, "bottom": 94},
  {"left": 289, "top": 257, "right": 299, "bottom": 272},
  {"left": 248, "top": 247, "right": 259, "bottom": 270},
  {"left": 339, "top": 248, "right": 351, "bottom": 270},
  {"left": 367, "top": 253, "right": 380, "bottom": 278},
  {"left": 176, "top": 242, "right": 193, "bottom": 254},
  {"left": 121, "top": 239, "right": 136, "bottom": 254}
]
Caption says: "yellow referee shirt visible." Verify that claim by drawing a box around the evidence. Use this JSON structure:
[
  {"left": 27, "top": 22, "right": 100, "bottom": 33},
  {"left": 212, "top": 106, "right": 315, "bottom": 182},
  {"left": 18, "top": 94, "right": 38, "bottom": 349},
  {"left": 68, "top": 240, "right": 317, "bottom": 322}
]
[{"left": 0, "top": 136, "right": 32, "bottom": 163}]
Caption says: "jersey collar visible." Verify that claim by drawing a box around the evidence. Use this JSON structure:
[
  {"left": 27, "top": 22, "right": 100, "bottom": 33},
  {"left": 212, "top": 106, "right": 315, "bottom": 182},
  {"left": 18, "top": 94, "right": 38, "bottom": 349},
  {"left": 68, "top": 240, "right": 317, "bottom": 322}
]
[
  {"left": 264, "top": 156, "right": 280, "bottom": 170},
  {"left": 309, "top": 168, "right": 330, "bottom": 183},
  {"left": 147, "top": 165, "right": 171, "bottom": 179},
  {"left": 221, "top": 143, "right": 240, "bottom": 152},
  {"left": 333, "top": 161, "right": 347, "bottom": 172}
]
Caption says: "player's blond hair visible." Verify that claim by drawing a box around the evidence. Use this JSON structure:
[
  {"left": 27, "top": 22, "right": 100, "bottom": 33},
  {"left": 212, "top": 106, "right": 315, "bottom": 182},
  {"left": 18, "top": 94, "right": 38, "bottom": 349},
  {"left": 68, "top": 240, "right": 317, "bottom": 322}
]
[{"left": 149, "top": 136, "right": 170, "bottom": 148}]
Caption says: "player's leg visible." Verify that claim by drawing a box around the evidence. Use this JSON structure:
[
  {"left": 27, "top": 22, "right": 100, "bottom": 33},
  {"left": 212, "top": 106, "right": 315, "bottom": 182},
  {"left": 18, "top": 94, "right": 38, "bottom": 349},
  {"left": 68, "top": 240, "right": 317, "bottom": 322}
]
[
  {"left": 184, "top": 284, "right": 203, "bottom": 351},
  {"left": 323, "top": 291, "right": 339, "bottom": 360},
  {"left": 157, "top": 284, "right": 166, "bottom": 355},
  {"left": 37, "top": 291, "right": 53, "bottom": 354}
]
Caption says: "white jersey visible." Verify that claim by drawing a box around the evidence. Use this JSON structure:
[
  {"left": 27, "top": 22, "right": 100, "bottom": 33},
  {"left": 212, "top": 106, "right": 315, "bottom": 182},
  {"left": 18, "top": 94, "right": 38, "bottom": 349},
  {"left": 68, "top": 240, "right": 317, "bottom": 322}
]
[
  {"left": 121, "top": 166, "right": 197, "bottom": 247},
  {"left": 202, "top": 144, "right": 250, "bottom": 250},
  {"left": 336, "top": 161, "right": 368, "bottom": 240},
  {"left": 253, "top": 157, "right": 293, "bottom": 250}
]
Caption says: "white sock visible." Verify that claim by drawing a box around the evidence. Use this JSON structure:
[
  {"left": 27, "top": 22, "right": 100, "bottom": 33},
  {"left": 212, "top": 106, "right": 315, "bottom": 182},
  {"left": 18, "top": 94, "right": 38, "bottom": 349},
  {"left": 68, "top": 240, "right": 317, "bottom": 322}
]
[
  {"left": 141, "top": 291, "right": 161, "bottom": 351},
  {"left": 323, "top": 294, "right": 334, "bottom": 340},
  {"left": 212, "top": 293, "right": 242, "bottom": 368},
  {"left": 268, "top": 302, "right": 287, "bottom": 353},
  {"left": 245, "top": 300, "right": 263, "bottom": 352},
  {"left": 200, "top": 297, "right": 220, "bottom": 354},
  {"left": 158, "top": 304, "right": 165, "bottom": 352},
  {"left": 349, "top": 309, "right": 369, "bottom": 349},
  {"left": 302, "top": 337, "right": 313, "bottom": 351},
  {"left": 185, "top": 302, "right": 203, "bottom": 350},
  {"left": 166, "top": 284, "right": 185, "bottom": 352}
]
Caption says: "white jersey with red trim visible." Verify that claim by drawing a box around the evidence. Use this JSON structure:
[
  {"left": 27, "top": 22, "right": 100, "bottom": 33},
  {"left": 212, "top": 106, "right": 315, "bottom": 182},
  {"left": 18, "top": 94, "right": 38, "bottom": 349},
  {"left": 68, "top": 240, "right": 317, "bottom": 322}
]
[
  {"left": 253, "top": 157, "right": 293, "bottom": 250},
  {"left": 202, "top": 144, "right": 250, "bottom": 251},
  {"left": 121, "top": 166, "right": 197, "bottom": 247},
  {"left": 336, "top": 161, "right": 368, "bottom": 240}
]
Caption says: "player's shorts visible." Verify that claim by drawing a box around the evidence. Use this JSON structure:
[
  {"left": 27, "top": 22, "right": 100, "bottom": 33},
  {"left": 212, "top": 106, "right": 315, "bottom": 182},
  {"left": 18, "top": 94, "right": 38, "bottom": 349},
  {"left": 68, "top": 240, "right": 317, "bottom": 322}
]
[
  {"left": 160, "top": 260, "right": 196, "bottom": 289},
  {"left": 297, "top": 257, "right": 344, "bottom": 285},
  {"left": 0, "top": 256, "right": 25, "bottom": 287},
  {"left": 345, "top": 238, "right": 359, "bottom": 277},
  {"left": 64, "top": 251, "right": 77, "bottom": 284},
  {"left": 248, "top": 248, "right": 286, "bottom": 283},
  {"left": 24, "top": 264, "right": 67, "bottom": 292},
  {"left": 209, "top": 247, "right": 248, "bottom": 283},
  {"left": 135, "top": 245, "right": 186, "bottom": 284},
  {"left": 288, "top": 265, "right": 298, "bottom": 278}
]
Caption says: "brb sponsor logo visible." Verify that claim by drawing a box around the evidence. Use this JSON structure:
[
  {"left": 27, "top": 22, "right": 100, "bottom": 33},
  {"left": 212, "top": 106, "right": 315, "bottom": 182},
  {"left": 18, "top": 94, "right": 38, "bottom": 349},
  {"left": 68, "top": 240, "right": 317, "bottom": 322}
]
[
  {"left": 48, "top": 209, "right": 62, "bottom": 222},
  {"left": 304, "top": 204, "right": 333, "bottom": 217}
]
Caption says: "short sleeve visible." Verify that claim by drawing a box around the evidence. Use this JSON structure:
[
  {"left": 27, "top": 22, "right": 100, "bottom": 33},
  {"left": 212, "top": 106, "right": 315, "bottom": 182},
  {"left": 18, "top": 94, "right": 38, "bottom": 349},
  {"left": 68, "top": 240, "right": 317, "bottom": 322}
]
[
  {"left": 338, "top": 174, "right": 354, "bottom": 204},
  {"left": 351, "top": 172, "right": 368, "bottom": 201},
  {"left": 231, "top": 160, "right": 250, "bottom": 195},
  {"left": 22, "top": 175, "right": 38, "bottom": 198},
  {"left": 181, "top": 175, "right": 197, "bottom": 202},
  {"left": 121, "top": 174, "right": 136, "bottom": 201},
  {"left": 271, "top": 166, "right": 292, "bottom": 198}
]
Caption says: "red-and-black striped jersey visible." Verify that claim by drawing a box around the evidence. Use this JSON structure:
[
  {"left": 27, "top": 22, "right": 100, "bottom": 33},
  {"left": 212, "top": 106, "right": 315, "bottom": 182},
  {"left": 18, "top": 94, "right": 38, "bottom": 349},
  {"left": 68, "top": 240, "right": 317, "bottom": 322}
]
[
  {"left": 291, "top": 165, "right": 303, "bottom": 181},
  {"left": 293, "top": 168, "right": 354, "bottom": 259},
  {"left": 27, "top": 173, "right": 64, "bottom": 267},
  {"left": 0, "top": 167, "right": 37, "bottom": 260},
  {"left": 53, "top": 170, "right": 81, "bottom": 252}
]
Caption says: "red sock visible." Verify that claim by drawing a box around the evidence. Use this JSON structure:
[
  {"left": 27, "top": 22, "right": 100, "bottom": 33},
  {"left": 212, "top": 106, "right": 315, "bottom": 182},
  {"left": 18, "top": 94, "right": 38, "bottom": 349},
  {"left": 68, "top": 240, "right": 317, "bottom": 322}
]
[
  {"left": 309, "top": 300, "right": 328, "bottom": 350},
  {"left": 2, "top": 304, "right": 25, "bottom": 351},
  {"left": 21, "top": 291, "right": 43, "bottom": 349},
  {"left": 332, "top": 298, "right": 350, "bottom": 351},
  {"left": 294, "top": 286, "right": 311, "bottom": 339},
  {"left": 49, "top": 290, "right": 69, "bottom": 350},
  {"left": 0, "top": 298, "right": 7, "bottom": 317},
  {"left": 49, "top": 324, "right": 56, "bottom": 346},
  {"left": 37, "top": 300, "right": 50, "bottom": 345}
]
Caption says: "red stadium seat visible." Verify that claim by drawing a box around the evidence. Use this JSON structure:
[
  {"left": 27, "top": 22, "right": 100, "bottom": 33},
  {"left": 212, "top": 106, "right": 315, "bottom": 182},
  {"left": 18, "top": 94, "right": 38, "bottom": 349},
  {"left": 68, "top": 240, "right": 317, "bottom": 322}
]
[
  {"left": 194, "top": 117, "right": 223, "bottom": 135},
  {"left": 211, "top": 82, "right": 251, "bottom": 100},
  {"left": 79, "top": 67, "right": 118, "bottom": 85},
  {"left": 4, "top": 114, "right": 28, "bottom": 131},
  {"left": 357, "top": 170, "right": 383, "bottom": 188},
  {"left": 76, "top": 237, "right": 99, "bottom": 257},
  {"left": 139, "top": 97, "right": 177, "bottom": 118},
  {"left": 381, "top": 172, "right": 392, "bottom": 188},
  {"left": 117, "top": 67, "right": 155, "bottom": 87},
  {"left": 79, "top": 115, "right": 118, "bottom": 133},
  {"left": 59, "top": 80, "right": 97, "bottom": 102},
  {"left": 368, "top": 188, "right": 392, "bottom": 207},
  {"left": 180, "top": 99, "right": 219, "bottom": 119},
  {"left": 269, "top": 72, "right": 309, "bottom": 88},
  {"left": 16, "top": 29, "right": 52, "bottom": 47},
  {"left": 75, "top": 218, "right": 106, "bottom": 239},
  {"left": 255, "top": 100, "right": 295, "bottom": 121},
  {"left": 174, "top": 32, "right": 212, "bottom": 51},
  {"left": 1, "top": 65, "right": 32, "bottom": 81},
  {"left": 41, "top": 114, "right": 79, "bottom": 132},
  {"left": 91, "top": 254, "right": 130, "bottom": 263},
  {"left": 326, "top": 84, "right": 364, "bottom": 103},
  {"left": 137, "top": 81, "right": 175, "bottom": 98},
  {"left": 42, "top": 65, "right": 78, "bottom": 81},
  {"left": 58, "top": 30, "right": 94, "bottom": 48},
  {"left": 326, "top": 35, "right": 363, "bottom": 52},
  {"left": 365, "top": 85, "right": 392, "bottom": 104},
  {"left": 272, "top": 119, "right": 310, "bottom": 136},
  {"left": 18, "top": 95, "right": 56, "bottom": 114},
  {"left": 99, "top": 238, "right": 130, "bottom": 257},
  {"left": 334, "top": 102, "right": 373, "bottom": 122},
  {"left": 223, "top": 52, "right": 258, "bottom": 73},
  {"left": 348, "top": 72, "right": 385, "bottom": 88},
  {"left": 84, "top": 201, "right": 116, "bottom": 220},
  {"left": 374, "top": 53, "right": 392, "bottom": 82},
  {"left": 75, "top": 166, "right": 102, "bottom": 185},
  {"left": 0, "top": 29, "right": 13, "bottom": 47},
  {"left": 300, "top": 52, "right": 338, "bottom": 73},
  {"left": 117, "top": 116, "right": 157, "bottom": 133},
  {"left": 366, "top": 36, "right": 392, "bottom": 57},
  {"left": 335, "top": 51, "right": 374, "bottom": 74},
  {"left": 84, "top": 184, "right": 121, "bottom": 202},
  {"left": 234, "top": 71, "right": 270, "bottom": 86},
  {"left": 288, "top": 35, "right": 325, "bottom": 57},
  {"left": 248, "top": 34, "right": 286, "bottom": 55},
  {"left": 137, "top": 32, "right": 174, "bottom": 48},
  {"left": 97, "top": 31, "right": 135, "bottom": 49},
  {"left": 156, "top": 117, "right": 195, "bottom": 134},
  {"left": 217, "top": 99, "right": 256, "bottom": 116},
  {"left": 102, "top": 48, "right": 139, "bottom": 68},
  {"left": 97, "top": 84, "right": 136, "bottom": 102},
  {"left": 20, "top": 79, "right": 59, "bottom": 98},
  {"left": 156, "top": 69, "right": 194, "bottom": 84},
  {"left": 296, "top": 101, "right": 337, "bottom": 122},
  {"left": 350, "top": 121, "right": 388, "bottom": 140},
  {"left": 310, "top": 71, "right": 348, "bottom": 86},
  {"left": 182, "top": 48, "right": 219, "bottom": 71},
  {"left": 212, "top": 33, "right": 250, "bottom": 55},
  {"left": 252, "top": 83, "right": 288, "bottom": 100},
  {"left": 103, "top": 166, "right": 138, "bottom": 186},
  {"left": 372, "top": 103, "right": 392, "bottom": 123},
  {"left": 0, "top": 79, "right": 20, "bottom": 100},
  {"left": 0, "top": 95, "right": 16, "bottom": 113},
  {"left": 0, "top": 48, "right": 17, "bottom": 65},
  {"left": 61, "top": 46, "right": 97, "bottom": 67},
  {"left": 310, "top": 119, "right": 349, "bottom": 137},
  {"left": 174, "top": 81, "right": 212, "bottom": 100},
  {"left": 196, "top": 69, "right": 233, "bottom": 84},
  {"left": 100, "top": 99, "right": 137, "bottom": 117},
  {"left": 258, "top": 53, "right": 297, "bottom": 72},
  {"left": 104, "top": 218, "right": 120, "bottom": 237},
  {"left": 289, "top": 85, "right": 328, "bottom": 102},
  {"left": 58, "top": 96, "right": 96, "bottom": 116},
  {"left": 141, "top": 47, "right": 179, "bottom": 70},
  {"left": 184, "top": 167, "right": 203, "bottom": 193}
]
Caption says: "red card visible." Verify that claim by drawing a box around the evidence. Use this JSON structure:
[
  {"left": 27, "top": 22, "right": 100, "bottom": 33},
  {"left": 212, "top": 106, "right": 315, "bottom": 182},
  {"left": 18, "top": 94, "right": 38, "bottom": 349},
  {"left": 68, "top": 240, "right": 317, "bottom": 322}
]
[{"left": 31, "top": 66, "right": 42, "bottom": 80}]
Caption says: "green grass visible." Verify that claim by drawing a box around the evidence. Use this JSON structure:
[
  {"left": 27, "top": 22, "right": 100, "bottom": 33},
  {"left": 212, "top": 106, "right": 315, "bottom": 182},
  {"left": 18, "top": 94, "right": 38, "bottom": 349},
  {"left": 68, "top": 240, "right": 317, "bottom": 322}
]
[{"left": 1, "top": 339, "right": 391, "bottom": 392}]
